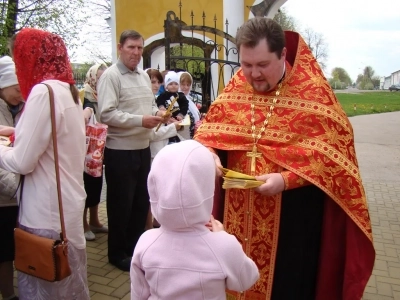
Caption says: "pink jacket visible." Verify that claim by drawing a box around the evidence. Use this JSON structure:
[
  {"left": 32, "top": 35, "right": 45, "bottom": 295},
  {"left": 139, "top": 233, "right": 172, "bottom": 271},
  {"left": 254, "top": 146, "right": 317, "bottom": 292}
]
[{"left": 131, "top": 140, "right": 259, "bottom": 299}]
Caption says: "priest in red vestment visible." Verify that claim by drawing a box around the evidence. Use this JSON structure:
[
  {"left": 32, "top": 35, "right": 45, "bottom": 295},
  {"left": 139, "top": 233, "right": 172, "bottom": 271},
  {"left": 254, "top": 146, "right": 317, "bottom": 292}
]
[{"left": 195, "top": 17, "right": 375, "bottom": 300}]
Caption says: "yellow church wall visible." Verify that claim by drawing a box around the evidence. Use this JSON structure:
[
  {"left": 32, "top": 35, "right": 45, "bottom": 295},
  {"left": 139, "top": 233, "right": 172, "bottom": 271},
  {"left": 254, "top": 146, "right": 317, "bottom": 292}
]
[{"left": 115, "top": 0, "right": 223, "bottom": 41}]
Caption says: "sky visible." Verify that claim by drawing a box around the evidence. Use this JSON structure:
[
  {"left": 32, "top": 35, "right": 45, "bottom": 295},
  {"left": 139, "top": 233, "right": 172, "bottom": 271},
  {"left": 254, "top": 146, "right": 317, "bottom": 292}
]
[{"left": 282, "top": 0, "right": 400, "bottom": 82}]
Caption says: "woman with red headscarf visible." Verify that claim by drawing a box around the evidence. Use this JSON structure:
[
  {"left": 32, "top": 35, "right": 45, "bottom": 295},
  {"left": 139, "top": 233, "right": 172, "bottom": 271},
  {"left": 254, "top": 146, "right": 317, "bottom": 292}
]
[{"left": 0, "top": 28, "right": 90, "bottom": 299}]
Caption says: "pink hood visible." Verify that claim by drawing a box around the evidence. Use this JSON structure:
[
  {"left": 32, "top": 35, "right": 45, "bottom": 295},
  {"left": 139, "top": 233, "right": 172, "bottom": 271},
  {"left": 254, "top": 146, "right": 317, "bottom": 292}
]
[{"left": 148, "top": 140, "right": 215, "bottom": 231}]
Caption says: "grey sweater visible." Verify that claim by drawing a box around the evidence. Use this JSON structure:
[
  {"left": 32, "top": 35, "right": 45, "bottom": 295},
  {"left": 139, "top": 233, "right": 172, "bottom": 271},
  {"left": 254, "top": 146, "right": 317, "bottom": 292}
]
[{"left": 97, "top": 60, "right": 158, "bottom": 150}]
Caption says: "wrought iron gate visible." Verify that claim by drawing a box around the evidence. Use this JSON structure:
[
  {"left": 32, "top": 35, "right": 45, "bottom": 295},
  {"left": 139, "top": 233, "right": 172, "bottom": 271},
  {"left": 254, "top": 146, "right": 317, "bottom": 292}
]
[{"left": 143, "top": 4, "right": 240, "bottom": 111}]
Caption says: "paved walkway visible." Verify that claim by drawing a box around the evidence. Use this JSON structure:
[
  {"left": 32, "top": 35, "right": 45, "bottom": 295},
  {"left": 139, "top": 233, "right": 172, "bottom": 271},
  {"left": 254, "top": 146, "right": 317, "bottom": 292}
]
[
  {"left": 9, "top": 112, "right": 400, "bottom": 299},
  {"left": 353, "top": 111, "right": 400, "bottom": 300}
]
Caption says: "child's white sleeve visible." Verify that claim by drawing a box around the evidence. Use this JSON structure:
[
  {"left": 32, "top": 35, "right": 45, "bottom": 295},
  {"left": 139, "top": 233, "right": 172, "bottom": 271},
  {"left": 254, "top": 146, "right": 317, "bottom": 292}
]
[
  {"left": 222, "top": 234, "right": 260, "bottom": 292},
  {"left": 130, "top": 252, "right": 150, "bottom": 300},
  {"left": 151, "top": 123, "right": 177, "bottom": 142}
]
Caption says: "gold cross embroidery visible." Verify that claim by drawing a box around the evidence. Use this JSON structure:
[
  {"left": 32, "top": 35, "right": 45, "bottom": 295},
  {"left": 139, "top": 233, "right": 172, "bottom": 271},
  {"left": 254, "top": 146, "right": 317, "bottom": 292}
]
[{"left": 246, "top": 145, "right": 262, "bottom": 173}]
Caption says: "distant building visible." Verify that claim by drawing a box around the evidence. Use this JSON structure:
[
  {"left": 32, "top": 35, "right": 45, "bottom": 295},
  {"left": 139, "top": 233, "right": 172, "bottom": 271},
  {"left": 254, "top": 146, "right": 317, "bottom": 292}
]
[
  {"left": 391, "top": 70, "right": 400, "bottom": 85},
  {"left": 381, "top": 76, "right": 391, "bottom": 90},
  {"left": 381, "top": 70, "right": 400, "bottom": 89}
]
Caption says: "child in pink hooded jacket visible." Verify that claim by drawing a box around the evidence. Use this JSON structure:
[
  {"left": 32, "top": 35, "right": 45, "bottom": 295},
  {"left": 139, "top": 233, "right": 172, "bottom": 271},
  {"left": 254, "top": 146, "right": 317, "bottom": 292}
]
[{"left": 130, "top": 140, "right": 259, "bottom": 299}]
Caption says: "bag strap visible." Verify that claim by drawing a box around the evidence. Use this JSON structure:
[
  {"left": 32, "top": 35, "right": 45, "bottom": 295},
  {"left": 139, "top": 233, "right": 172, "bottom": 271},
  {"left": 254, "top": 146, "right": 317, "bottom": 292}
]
[
  {"left": 43, "top": 83, "right": 67, "bottom": 242},
  {"left": 17, "top": 84, "right": 68, "bottom": 242},
  {"left": 17, "top": 175, "right": 25, "bottom": 227}
]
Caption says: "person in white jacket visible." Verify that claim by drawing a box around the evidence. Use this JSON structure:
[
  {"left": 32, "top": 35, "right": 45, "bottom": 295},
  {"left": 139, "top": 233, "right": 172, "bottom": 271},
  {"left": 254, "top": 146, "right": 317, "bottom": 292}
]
[
  {"left": 0, "top": 28, "right": 89, "bottom": 299},
  {"left": 131, "top": 140, "right": 259, "bottom": 299},
  {"left": 145, "top": 68, "right": 181, "bottom": 229}
]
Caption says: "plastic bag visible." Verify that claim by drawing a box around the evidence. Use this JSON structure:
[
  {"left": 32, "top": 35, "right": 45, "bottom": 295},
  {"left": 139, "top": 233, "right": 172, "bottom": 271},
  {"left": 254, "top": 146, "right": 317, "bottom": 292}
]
[{"left": 84, "top": 114, "right": 107, "bottom": 177}]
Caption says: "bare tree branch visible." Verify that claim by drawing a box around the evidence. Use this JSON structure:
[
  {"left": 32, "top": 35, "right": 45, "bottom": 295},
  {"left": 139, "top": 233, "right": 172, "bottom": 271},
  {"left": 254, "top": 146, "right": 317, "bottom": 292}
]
[
  {"left": 79, "top": 0, "right": 112, "bottom": 62},
  {"left": 302, "top": 27, "right": 328, "bottom": 72},
  {"left": 0, "top": 0, "right": 85, "bottom": 55}
]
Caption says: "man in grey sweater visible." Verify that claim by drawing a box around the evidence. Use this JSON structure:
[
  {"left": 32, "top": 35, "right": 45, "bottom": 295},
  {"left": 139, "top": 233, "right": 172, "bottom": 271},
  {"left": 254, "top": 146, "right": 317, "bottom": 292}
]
[{"left": 97, "top": 30, "right": 164, "bottom": 271}]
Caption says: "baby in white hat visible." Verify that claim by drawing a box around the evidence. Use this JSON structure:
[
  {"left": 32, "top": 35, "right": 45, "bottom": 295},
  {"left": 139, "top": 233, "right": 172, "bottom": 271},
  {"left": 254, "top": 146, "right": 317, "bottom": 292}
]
[
  {"left": 155, "top": 71, "right": 189, "bottom": 144},
  {"left": 155, "top": 71, "right": 188, "bottom": 122}
]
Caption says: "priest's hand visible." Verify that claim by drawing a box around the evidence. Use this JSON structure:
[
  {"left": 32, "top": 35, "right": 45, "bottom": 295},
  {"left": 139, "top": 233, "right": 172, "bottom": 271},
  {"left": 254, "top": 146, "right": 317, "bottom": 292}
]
[{"left": 254, "top": 173, "right": 285, "bottom": 196}]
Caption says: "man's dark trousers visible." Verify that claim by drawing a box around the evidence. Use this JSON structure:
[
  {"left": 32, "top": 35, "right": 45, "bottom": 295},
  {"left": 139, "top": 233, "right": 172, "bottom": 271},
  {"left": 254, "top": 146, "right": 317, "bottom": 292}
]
[{"left": 104, "top": 147, "right": 151, "bottom": 262}]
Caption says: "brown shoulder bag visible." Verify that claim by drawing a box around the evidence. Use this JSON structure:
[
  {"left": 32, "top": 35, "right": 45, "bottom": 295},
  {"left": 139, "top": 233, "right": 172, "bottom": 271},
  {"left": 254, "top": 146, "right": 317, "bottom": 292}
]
[{"left": 14, "top": 83, "right": 72, "bottom": 282}]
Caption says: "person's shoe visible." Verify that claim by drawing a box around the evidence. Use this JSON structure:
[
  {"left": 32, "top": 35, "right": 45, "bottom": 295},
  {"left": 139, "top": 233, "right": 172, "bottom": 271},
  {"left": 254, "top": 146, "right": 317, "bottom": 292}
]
[
  {"left": 110, "top": 257, "right": 131, "bottom": 272},
  {"left": 84, "top": 230, "right": 95, "bottom": 241},
  {"left": 90, "top": 225, "right": 109, "bottom": 233}
]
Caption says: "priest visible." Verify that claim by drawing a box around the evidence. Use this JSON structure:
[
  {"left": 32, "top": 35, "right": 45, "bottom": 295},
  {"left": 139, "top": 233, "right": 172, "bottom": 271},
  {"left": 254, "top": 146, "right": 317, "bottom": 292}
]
[{"left": 195, "top": 17, "right": 375, "bottom": 300}]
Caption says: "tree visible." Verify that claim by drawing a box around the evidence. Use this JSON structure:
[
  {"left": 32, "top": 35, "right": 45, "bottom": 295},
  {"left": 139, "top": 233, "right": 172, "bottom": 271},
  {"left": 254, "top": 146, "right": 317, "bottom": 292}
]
[
  {"left": 371, "top": 76, "right": 380, "bottom": 89},
  {"left": 331, "top": 67, "right": 352, "bottom": 86},
  {"left": 170, "top": 44, "right": 205, "bottom": 76},
  {"left": 302, "top": 27, "right": 328, "bottom": 71},
  {"left": 79, "top": 0, "right": 112, "bottom": 63},
  {"left": 0, "top": 0, "right": 85, "bottom": 55},
  {"left": 273, "top": 7, "right": 298, "bottom": 31},
  {"left": 363, "top": 66, "right": 374, "bottom": 80},
  {"left": 274, "top": 9, "right": 328, "bottom": 72},
  {"left": 70, "top": 62, "right": 94, "bottom": 88},
  {"left": 356, "top": 66, "right": 378, "bottom": 90}
]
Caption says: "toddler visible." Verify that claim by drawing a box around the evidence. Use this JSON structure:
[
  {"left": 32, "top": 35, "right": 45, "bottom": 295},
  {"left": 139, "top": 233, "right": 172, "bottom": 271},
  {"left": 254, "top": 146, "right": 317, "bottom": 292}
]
[
  {"left": 156, "top": 71, "right": 189, "bottom": 143},
  {"left": 130, "top": 140, "right": 259, "bottom": 299}
]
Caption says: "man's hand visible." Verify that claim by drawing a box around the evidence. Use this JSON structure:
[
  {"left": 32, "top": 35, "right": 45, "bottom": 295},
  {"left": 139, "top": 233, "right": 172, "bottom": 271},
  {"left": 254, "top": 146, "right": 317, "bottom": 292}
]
[
  {"left": 0, "top": 125, "right": 14, "bottom": 136},
  {"left": 254, "top": 173, "right": 285, "bottom": 196},
  {"left": 156, "top": 109, "right": 166, "bottom": 117},
  {"left": 211, "top": 152, "right": 223, "bottom": 177},
  {"left": 156, "top": 110, "right": 172, "bottom": 123},
  {"left": 142, "top": 115, "right": 163, "bottom": 129}
]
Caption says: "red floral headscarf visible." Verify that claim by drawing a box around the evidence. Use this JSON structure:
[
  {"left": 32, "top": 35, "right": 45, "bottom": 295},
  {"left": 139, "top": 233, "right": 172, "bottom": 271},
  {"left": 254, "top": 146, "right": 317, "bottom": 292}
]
[{"left": 13, "top": 28, "right": 75, "bottom": 100}]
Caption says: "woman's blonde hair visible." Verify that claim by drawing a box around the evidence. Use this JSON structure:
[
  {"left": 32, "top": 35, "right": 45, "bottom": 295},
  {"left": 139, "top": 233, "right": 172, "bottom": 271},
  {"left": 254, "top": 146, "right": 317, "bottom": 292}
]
[{"left": 180, "top": 72, "right": 192, "bottom": 85}]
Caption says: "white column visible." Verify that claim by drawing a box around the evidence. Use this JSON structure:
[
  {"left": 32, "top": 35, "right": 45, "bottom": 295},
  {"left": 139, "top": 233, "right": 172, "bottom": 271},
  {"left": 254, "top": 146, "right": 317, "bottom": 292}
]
[
  {"left": 106, "top": 0, "right": 118, "bottom": 63},
  {"left": 151, "top": 48, "right": 166, "bottom": 71},
  {"left": 223, "top": 0, "right": 244, "bottom": 85}
]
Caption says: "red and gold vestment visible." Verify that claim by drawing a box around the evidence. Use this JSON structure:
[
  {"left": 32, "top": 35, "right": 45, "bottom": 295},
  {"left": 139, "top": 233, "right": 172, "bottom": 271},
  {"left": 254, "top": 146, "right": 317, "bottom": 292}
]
[{"left": 195, "top": 31, "right": 374, "bottom": 300}]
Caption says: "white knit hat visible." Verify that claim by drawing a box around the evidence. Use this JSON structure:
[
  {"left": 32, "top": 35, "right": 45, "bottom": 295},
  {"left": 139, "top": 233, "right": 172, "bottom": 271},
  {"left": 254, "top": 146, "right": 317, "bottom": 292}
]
[
  {"left": 164, "top": 71, "right": 179, "bottom": 88},
  {"left": 0, "top": 56, "right": 18, "bottom": 89}
]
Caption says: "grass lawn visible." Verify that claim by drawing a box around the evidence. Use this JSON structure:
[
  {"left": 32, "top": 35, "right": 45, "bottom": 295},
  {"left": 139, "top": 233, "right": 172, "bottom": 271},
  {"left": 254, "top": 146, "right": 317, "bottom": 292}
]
[{"left": 335, "top": 91, "right": 400, "bottom": 117}]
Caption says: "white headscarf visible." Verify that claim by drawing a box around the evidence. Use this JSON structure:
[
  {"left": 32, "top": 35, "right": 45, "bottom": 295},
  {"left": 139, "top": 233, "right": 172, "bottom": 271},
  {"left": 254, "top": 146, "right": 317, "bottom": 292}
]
[
  {"left": 178, "top": 71, "right": 201, "bottom": 122},
  {"left": 0, "top": 56, "right": 18, "bottom": 89},
  {"left": 84, "top": 63, "right": 107, "bottom": 102}
]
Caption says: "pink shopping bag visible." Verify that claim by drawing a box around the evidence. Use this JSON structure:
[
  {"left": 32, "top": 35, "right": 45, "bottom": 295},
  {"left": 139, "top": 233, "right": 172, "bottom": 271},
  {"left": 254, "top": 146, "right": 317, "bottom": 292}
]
[{"left": 84, "top": 114, "right": 108, "bottom": 177}]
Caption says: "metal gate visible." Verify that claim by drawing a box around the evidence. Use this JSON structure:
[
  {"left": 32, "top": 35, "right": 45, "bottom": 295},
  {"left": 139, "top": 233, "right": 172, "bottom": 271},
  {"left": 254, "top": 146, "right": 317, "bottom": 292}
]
[{"left": 143, "top": 3, "right": 240, "bottom": 111}]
